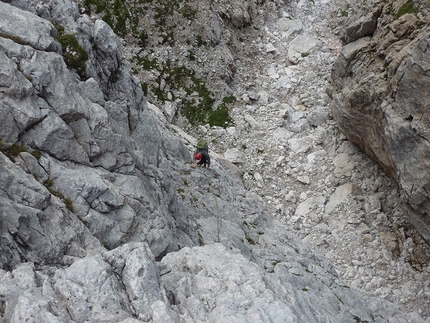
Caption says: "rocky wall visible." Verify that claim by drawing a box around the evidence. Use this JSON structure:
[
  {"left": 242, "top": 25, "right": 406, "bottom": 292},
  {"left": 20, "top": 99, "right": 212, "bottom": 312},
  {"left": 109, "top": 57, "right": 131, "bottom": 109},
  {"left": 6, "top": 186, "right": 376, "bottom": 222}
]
[
  {"left": 0, "top": 0, "right": 427, "bottom": 322},
  {"left": 329, "top": 0, "right": 430, "bottom": 243}
]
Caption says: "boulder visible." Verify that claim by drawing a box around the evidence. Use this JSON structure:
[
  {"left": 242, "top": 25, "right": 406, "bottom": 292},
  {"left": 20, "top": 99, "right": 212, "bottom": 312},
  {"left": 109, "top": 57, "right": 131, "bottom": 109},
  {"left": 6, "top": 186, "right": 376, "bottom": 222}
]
[
  {"left": 341, "top": 36, "right": 371, "bottom": 61},
  {"left": 341, "top": 7, "right": 381, "bottom": 44},
  {"left": 278, "top": 18, "right": 303, "bottom": 40},
  {"left": 224, "top": 147, "right": 246, "bottom": 165},
  {"left": 288, "top": 34, "right": 318, "bottom": 64}
]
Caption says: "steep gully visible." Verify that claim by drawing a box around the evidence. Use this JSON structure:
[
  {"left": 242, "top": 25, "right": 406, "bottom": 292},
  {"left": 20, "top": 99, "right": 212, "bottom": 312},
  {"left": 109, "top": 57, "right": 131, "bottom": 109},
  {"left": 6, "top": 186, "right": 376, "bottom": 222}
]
[{"left": 170, "top": 0, "right": 430, "bottom": 318}]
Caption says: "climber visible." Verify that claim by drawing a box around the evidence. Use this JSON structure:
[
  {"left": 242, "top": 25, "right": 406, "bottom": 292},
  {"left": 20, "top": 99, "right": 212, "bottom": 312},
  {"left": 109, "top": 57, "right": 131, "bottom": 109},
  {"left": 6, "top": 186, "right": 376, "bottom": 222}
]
[{"left": 192, "top": 140, "right": 211, "bottom": 169}]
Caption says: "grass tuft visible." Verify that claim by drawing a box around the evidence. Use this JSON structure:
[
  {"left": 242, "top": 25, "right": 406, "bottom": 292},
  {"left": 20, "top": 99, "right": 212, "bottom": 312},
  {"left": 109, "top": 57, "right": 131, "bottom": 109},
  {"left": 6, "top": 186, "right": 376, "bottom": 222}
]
[
  {"left": 396, "top": 1, "right": 419, "bottom": 18},
  {"left": 55, "top": 24, "right": 88, "bottom": 79}
]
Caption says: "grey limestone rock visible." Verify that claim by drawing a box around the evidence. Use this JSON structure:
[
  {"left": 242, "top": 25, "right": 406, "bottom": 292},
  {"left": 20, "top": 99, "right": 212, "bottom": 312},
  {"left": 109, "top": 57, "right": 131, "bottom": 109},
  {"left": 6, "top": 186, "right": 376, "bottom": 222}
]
[
  {"left": 212, "top": 0, "right": 256, "bottom": 28},
  {"left": 22, "top": 112, "right": 90, "bottom": 164},
  {"left": 92, "top": 19, "right": 123, "bottom": 80},
  {"left": 0, "top": 0, "right": 428, "bottom": 322},
  {"left": 288, "top": 34, "right": 318, "bottom": 64},
  {"left": 278, "top": 18, "right": 303, "bottom": 40},
  {"left": 160, "top": 243, "right": 423, "bottom": 323},
  {"left": 0, "top": 153, "right": 102, "bottom": 270},
  {"left": 341, "top": 36, "right": 371, "bottom": 62},
  {"left": 0, "top": 1, "right": 60, "bottom": 52},
  {"left": 330, "top": 1, "right": 430, "bottom": 243},
  {"left": 78, "top": 77, "right": 105, "bottom": 105},
  {"left": 341, "top": 7, "right": 381, "bottom": 44}
]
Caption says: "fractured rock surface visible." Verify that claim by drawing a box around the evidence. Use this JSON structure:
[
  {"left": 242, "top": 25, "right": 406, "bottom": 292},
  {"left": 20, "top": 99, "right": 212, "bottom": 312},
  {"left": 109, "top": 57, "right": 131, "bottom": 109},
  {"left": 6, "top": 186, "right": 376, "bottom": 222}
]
[{"left": 0, "top": 0, "right": 429, "bottom": 322}]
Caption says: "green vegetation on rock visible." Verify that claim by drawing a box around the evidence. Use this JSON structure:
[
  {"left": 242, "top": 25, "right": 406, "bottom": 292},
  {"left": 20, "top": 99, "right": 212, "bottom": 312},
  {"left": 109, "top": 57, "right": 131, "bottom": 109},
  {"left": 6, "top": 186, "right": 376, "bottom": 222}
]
[
  {"left": 395, "top": 1, "right": 419, "bottom": 18},
  {"left": 82, "top": 0, "right": 136, "bottom": 36},
  {"left": 81, "top": 0, "right": 195, "bottom": 39},
  {"left": 1, "top": 142, "right": 28, "bottom": 161},
  {"left": 44, "top": 179, "right": 74, "bottom": 212},
  {"left": 0, "top": 33, "right": 28, "bottom": 46},
  {"left": 83, "top": 0, "right": 235, "bottom": 128},
  {"left": 135, "top": 55, "right": 233, "bottom": 128},
  {"left": 4, "top": 143, "right": 28, "bottom": 156},
  {"left": 55, "top": 24, "right": 88, "bottom": 79}
]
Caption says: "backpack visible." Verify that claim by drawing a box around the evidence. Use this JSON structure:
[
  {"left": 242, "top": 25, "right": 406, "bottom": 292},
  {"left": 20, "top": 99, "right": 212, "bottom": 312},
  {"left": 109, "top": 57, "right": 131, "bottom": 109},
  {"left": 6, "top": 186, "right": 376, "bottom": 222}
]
[{"left": 196, "top": 140, "right": 209, "bottom": 154}]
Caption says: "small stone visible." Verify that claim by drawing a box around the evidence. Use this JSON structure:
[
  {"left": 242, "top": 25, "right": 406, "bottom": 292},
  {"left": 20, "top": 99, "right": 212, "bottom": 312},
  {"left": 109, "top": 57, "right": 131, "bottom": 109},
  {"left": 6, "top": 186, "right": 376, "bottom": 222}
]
[
  {"left": 265, "top": 43, "right": 277, "bottom": 53},
  {"left": 297, "top": 175, "right": 310, "bottom": 184},
  {"left": 254, "top": 172, "right": 263, "bottom": 182},
  {"left": 363, "top": 234, "right": 374, "bottom": 242}
]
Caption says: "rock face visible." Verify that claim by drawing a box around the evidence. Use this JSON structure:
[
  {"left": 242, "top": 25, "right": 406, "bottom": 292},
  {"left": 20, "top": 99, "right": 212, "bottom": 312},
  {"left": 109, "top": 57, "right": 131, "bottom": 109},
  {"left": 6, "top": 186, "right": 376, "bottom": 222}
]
[
  {"left": 0, "top": 1, "right": 428, "bottom": 322},
  {"left": 329, "top": 0, "right": 430, "bottom": 242}
]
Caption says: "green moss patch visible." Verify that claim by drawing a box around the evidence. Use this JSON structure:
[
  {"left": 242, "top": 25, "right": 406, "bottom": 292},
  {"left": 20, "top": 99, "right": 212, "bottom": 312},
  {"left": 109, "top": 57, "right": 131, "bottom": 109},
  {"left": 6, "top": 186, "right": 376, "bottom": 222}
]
[
  {"left": 396, "top": 1, "right": 419, "bottom": 18},
  {"left": 0, "top": 142, "right": 28, "bottom": 161}
]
